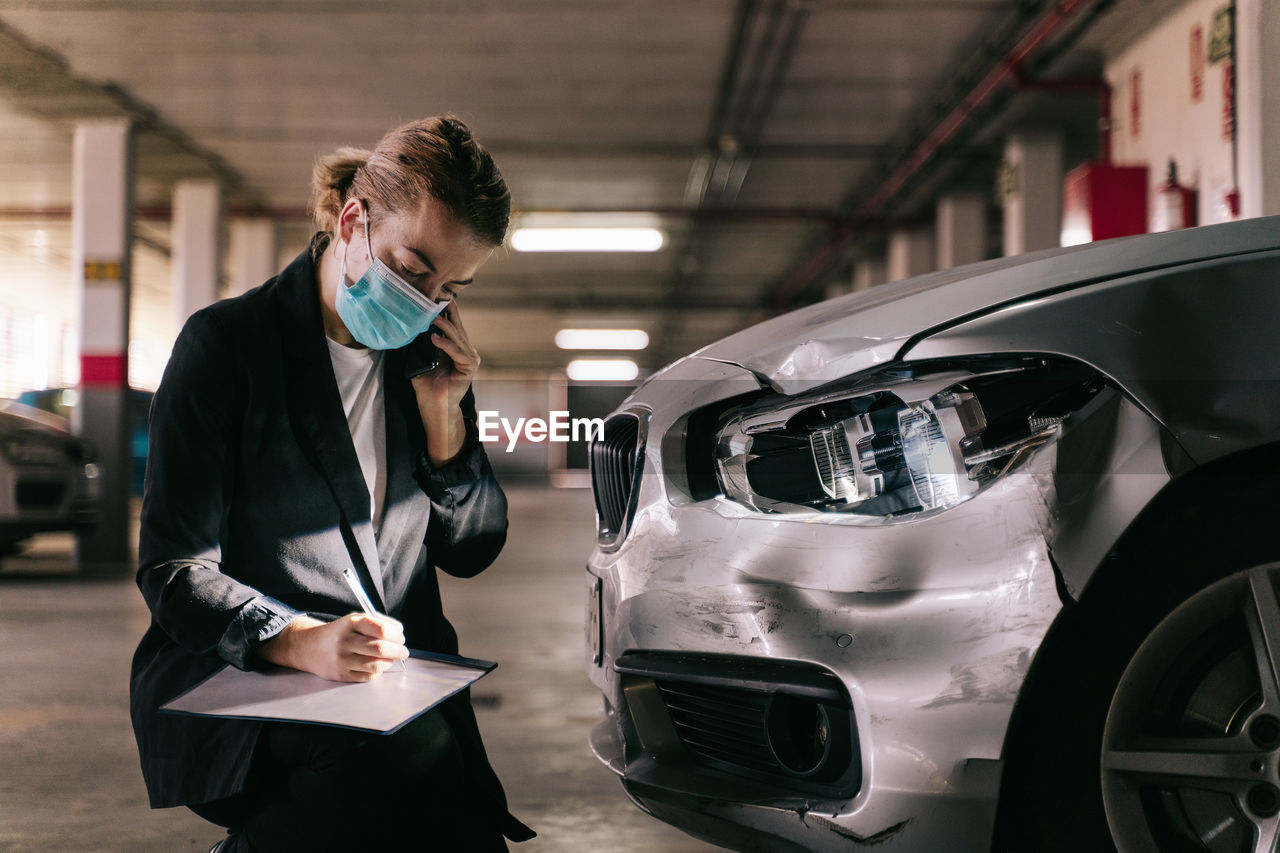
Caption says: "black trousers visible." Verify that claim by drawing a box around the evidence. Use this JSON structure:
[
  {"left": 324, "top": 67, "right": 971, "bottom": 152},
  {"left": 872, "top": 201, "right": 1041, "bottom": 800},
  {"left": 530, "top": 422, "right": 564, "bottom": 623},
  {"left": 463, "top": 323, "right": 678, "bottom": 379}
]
[{"left": 190, "top": 709, "right": 508, "bottom": 852}]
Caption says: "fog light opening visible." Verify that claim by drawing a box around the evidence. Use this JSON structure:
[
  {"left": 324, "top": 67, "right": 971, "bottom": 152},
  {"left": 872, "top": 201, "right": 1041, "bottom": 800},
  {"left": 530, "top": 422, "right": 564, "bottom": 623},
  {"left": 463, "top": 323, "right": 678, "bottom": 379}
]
[{"left": 766, "top": 693, "right": 833, "bottom": 777}]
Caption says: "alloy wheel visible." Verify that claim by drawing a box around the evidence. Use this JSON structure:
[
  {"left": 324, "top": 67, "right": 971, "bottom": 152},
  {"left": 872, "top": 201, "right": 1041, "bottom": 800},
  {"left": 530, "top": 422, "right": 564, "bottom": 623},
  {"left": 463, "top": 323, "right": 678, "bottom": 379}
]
[{"left": 1103, "top": 563, "right": 1280, "bottom": 853}]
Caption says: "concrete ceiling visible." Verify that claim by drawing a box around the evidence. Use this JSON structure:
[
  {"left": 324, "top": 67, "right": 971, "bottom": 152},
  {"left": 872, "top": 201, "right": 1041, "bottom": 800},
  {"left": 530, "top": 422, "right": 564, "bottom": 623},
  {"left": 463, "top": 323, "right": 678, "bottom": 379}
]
[{"left": 0, "top": 0, "right": 1176, "bottom": 381}]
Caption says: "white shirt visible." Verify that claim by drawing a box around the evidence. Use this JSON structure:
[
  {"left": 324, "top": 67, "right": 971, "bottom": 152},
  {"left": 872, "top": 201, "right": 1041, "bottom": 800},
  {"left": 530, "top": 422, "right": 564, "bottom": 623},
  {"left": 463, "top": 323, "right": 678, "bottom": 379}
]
[{"left": 325, "top": 337, "right": 387, "bottom": 530}]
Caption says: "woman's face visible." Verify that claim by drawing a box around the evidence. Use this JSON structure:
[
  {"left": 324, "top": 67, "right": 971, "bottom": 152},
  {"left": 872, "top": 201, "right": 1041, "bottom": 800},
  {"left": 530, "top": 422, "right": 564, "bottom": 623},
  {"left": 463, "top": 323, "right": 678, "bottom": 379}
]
[{"left": 337, "top": 194, "right": 494, "bottom": 304}]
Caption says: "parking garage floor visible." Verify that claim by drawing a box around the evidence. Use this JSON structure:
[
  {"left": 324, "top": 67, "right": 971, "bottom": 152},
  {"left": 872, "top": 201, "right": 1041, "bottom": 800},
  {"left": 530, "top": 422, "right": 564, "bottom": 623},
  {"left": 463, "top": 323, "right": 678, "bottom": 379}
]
[{"left": 0, "top": 485, "right": 716, "bottom": 852}]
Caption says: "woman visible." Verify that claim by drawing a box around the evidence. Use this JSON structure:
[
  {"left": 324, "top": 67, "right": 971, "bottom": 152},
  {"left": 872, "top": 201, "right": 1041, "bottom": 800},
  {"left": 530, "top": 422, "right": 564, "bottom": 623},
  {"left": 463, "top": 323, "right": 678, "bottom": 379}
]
[{"left": 129, "top": 116, "right": 533, "bottom": 851}]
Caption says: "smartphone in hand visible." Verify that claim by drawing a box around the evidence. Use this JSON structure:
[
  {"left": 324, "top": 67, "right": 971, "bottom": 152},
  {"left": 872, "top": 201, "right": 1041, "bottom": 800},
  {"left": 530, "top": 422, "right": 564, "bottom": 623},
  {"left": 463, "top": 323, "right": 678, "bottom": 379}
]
[{"left": 403, "top": 329, "right": 448, "bottom": 379}]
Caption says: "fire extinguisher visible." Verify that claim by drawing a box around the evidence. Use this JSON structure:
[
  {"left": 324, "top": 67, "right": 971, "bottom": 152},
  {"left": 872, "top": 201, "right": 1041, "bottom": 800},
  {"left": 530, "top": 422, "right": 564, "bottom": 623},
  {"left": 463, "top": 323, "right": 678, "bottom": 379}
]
[{"left": 1152, "top": 159, "right": 1197, "bottom": 232}]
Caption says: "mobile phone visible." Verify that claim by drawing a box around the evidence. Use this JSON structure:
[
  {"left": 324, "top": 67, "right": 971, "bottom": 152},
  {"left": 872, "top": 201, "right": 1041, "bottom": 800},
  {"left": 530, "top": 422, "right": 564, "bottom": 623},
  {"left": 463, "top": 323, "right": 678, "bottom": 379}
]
[{"left": 403, "top": 328, "right": 447, "bottom": 379}]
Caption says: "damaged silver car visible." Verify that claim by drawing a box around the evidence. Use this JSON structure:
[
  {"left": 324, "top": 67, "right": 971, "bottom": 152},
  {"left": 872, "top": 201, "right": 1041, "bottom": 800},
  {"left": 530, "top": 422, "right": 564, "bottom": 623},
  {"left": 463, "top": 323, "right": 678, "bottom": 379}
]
[{"left": 585, "top": 215, "right": 1280, "bottom": 852}]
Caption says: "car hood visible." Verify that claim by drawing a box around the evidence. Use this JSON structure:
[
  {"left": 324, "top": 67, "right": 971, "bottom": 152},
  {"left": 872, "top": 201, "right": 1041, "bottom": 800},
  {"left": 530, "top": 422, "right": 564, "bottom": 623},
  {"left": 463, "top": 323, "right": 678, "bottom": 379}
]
[
  {"left": 0, "top": 405, "right": 71, "bottom": 438},
  {"left": 689, "top": 216, "right": 1280, "bottom": 396}
]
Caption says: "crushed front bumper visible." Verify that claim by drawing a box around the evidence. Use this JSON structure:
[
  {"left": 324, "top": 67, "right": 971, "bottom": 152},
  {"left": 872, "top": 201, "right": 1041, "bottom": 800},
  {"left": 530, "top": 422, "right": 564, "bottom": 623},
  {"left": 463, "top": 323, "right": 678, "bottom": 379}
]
[
  {"left": 584, "top": 352, "right": 1173, "bottom": 850},
  {"left": 585, "top": 462, "right": 1069, "bottom": 850}
]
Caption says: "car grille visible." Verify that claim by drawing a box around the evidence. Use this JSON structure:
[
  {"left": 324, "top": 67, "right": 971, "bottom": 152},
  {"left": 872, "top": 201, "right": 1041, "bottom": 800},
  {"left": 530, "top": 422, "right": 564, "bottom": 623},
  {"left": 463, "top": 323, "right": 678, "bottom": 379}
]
[
  {"left": 590, "top": 413, "right": 643, "bottom": 545},
  {"left": 655, "top": 680, "right": 782, "bottom": 774},
  {"left": 16, "top": 480, "right": 68, "bottom": 510},
  {"left": 616, "top": 653, "right": 860, "bottom": 794},
  {"left": 3, "top": 437, "right": 64, "bottom": 466}
]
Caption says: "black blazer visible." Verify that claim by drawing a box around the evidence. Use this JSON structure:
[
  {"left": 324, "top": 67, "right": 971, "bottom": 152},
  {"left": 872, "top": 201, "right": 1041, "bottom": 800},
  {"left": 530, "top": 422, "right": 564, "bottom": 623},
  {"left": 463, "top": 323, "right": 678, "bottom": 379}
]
[{"left": 129, "top": 244, "right": 518, "bottom": 832}]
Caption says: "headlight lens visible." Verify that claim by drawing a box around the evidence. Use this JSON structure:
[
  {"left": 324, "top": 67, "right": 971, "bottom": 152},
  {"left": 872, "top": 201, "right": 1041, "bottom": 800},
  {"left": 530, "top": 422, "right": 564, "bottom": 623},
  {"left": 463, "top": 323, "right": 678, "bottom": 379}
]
[
  {"left": 79, "top": 461, "right": 102, "bottom": 500},
  {"left": 897, "top": 398, "right": 978, "bottom": 510},
  {"left": 712, "top": 357, "right": 1102, "bottom": 519}
]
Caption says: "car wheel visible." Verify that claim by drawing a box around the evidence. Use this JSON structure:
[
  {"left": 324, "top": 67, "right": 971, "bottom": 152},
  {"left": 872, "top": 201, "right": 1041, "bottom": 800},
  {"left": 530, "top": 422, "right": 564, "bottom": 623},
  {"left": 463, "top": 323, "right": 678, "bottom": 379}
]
[
  {"left": 1101, "top": 563, "right": 1280, "bottom": 853},
  {"left": 994, "top": 473, "right": 1280, "bottom": 853}
]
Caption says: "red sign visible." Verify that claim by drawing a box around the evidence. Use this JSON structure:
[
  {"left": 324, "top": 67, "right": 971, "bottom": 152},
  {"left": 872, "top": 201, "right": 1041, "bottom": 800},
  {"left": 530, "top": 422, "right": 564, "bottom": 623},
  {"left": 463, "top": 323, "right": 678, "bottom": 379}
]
[
  {"left": 1191, "top": 25, "right": 1204, "bottom": 102},
  {"left": 1130, "top": 69, "right": 1142, "bottom": 138},
  {"left": 80, "top": 354, "right": 128, "bottom": 388}
]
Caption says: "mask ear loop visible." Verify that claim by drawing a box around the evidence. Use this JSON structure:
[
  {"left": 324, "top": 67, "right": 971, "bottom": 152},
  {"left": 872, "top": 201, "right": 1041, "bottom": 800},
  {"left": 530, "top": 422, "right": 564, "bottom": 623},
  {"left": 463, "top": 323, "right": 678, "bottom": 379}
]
[
  {"left": 337, "top": 234, "right": 349, "bottom": 291},
  {"left": 361, "top": 199, "right": 375, "bottom": 263}
]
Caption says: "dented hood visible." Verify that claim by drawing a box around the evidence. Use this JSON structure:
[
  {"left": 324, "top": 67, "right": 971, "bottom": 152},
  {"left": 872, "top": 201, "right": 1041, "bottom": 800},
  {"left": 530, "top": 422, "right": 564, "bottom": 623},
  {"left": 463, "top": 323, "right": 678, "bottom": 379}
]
[{"left": 690, "top": 216, "right": 1280, "bottom": 396}]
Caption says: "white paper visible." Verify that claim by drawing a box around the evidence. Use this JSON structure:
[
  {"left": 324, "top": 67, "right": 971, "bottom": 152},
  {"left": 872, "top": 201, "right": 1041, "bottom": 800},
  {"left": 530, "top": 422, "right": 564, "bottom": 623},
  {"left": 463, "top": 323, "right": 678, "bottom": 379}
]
[{"left": 161, "top": 654, "right": 491, "bottom": 733}]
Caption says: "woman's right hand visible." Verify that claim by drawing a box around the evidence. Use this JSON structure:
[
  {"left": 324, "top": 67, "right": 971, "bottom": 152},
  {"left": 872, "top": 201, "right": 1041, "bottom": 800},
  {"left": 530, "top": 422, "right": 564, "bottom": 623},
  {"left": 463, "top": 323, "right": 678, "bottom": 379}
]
[{"left": 257, "top": 613, "right": 409, "bottom": 682}]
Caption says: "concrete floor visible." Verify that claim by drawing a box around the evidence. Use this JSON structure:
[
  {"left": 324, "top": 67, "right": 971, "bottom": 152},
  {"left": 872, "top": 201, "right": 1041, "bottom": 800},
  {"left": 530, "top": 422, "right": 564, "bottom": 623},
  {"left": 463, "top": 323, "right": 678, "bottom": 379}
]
[{"left": 0, "top": 485, "right": 717, "bottom": 852}]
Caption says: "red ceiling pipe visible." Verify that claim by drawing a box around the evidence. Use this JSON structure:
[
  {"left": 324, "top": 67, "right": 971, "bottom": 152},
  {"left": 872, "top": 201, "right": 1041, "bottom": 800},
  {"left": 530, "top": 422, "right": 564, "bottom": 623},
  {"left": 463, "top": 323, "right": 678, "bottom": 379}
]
[
  {"left": 856, "top": 0, "right": 1097, "bottom": 220},
  {"left": 771, "top": 0, "right": 1105, "bottom": 312}
]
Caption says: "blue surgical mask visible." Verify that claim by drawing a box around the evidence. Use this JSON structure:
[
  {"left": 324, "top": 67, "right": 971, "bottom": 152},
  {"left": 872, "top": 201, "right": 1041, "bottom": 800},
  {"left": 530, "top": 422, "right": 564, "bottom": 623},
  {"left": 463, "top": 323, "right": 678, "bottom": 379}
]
[{"left": 334, "top": 207, "right": 449, "bottom": 350}]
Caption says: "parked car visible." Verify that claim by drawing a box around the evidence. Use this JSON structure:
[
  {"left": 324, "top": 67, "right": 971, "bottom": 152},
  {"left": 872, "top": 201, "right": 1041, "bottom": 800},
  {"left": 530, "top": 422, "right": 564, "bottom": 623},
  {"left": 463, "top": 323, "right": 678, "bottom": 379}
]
[
  {"left": 585, "top": 215, "right": 1280, "bottom": 852},
  {"left": 16, "top": 387, "right": 152, "bottom": 496},
  {"left": 0, "top": 400, "right": 100, "bottom": 556}
]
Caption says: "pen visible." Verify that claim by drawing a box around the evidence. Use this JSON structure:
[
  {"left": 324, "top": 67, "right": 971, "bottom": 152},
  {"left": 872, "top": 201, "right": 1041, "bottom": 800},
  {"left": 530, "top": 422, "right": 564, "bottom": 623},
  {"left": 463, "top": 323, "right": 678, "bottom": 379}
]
[{"left": 342, "top": 566, "right": 408, "bottom": 672}]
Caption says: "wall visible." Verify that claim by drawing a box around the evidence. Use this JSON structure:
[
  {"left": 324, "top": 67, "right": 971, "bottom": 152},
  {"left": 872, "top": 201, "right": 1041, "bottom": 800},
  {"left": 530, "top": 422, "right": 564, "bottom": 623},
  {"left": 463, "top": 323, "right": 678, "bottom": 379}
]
[
  {"left": 1105, "top": 0, "right": 1240, "bottom": 227},
  {"left": 1235, "top": 0, "right": 1280, "bottom": 217}
]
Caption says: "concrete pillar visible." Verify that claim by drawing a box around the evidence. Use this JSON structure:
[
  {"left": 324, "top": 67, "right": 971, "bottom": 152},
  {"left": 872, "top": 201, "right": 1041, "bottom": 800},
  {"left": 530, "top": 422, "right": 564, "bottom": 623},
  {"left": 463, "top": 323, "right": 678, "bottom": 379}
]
[
  {"left": 887, "top": 227, "right": 934, "bottom": 282},
  {"left": 72, "top": 119, "right": 133, "bottom": 573},
  {"left": 823, "top": 279, "right": 852, "bottom": 300},
  {"left": 171, "top": 179, "right": 221, "bottom": 325},
  {"left": 1236, "top": 0, "right": 1280, "bottom": 218},
  {"left": 1002, "top": 131, "right": 1063, "bottom": 256},
  {"left": 228, "top": 218, "right": 277, "bottom": 297},
  {"left": 936, "top": 193, "right": 987, "bottom": 269},
  {"left": 852, "top": 257, "right": 887, "bottom": 292}
]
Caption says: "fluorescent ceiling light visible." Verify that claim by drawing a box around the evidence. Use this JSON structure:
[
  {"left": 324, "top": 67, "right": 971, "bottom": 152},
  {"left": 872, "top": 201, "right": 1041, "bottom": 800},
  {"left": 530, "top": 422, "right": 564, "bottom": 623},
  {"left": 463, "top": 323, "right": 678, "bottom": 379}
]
[
  {"left": 566, "top": 359, "right": 640, "bottom": 382},
  {"left": 512, "top": 227, "right": 665, "bottom": 253},
  {"left": 555, "top": 329, "right": 650, "bottom": 350}
]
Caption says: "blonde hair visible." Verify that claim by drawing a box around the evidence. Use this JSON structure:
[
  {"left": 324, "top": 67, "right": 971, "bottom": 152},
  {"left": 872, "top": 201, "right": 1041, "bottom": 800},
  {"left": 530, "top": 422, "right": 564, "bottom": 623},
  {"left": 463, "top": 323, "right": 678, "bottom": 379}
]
[{"left": 309, "top": 116, "right": 510, "bottom": 247}]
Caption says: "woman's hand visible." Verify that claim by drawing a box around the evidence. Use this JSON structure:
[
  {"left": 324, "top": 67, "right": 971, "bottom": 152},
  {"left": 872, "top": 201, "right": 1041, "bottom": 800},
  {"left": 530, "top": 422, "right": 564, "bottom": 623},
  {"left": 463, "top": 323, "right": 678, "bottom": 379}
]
[
  {"left": 411, "top": 300, "right": 479, "bottom": 466},
  {"left": 257, "top": 613, "right": 409, "bottom": 682},
  {"left": 412, "top": 300, "right": 478, "bottom": 413}
]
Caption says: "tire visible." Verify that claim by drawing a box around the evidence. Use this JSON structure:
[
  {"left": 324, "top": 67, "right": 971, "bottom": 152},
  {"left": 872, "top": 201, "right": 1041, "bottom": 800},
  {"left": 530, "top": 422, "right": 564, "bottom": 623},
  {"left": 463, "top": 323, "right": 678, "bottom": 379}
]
[
  {"left": 1101, "top": 564, "right": 1280, "bottom": 853},
  {"left": 993, "top": 476, "right": 1280, "bottom": 853}
]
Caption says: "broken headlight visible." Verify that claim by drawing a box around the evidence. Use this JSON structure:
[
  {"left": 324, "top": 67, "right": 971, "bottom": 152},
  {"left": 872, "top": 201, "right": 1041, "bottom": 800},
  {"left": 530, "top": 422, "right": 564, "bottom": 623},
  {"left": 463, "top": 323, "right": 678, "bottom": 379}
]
[{"left": 711, "top": 357, "right": 1103, "bottom": 518}]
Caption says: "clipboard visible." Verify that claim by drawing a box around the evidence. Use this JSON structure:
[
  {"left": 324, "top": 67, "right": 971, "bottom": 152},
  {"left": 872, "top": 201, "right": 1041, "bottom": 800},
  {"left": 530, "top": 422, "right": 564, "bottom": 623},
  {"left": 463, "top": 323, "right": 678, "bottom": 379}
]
[{"left": 160, "top": 649, "right": 495, "bottom": 734}]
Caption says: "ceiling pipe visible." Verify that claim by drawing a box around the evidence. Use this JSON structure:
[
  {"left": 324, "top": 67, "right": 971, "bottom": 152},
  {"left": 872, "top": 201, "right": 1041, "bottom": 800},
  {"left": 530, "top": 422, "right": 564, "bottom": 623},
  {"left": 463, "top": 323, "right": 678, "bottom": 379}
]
[
  {"left": 0, "top": 204, "right": 844, "bottom": 226},
  {"left": 654, "top": 0, "right": 815, "bottom": 365},
  {"left": 0, "top": 19, "right": 264, "bottom": 212},
  {"left": 685, "top": 0, "right": 812, "bottom": 211},
  {"left": 769, "top": 0, "right": 1107, "bottom": 312},
  {"left": 487, "top": 140, "right": 881, "bottom": 159},
  {"left": 856, "top": 0, "right": 1099, "bottom": 220}
]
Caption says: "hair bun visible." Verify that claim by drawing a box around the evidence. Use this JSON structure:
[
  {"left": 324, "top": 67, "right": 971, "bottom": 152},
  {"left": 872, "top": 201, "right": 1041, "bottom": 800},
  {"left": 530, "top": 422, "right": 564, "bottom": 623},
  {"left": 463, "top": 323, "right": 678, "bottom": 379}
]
[{"left": 308, "top": 147, "right": 371, "bottom": 233}]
